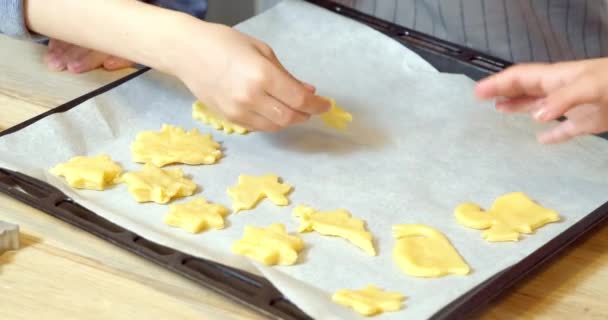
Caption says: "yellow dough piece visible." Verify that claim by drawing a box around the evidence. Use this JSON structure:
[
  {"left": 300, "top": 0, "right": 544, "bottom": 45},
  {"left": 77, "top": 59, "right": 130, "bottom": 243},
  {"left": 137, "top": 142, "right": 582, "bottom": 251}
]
[
  {"left": 455, "top": 192, "right": 561, "bottom": 242},
  {"left": 131, "top": 124, "right": 222, "bottom": 167},
  {"left": 122, "top": 164, "right": 196, "bottom": 204},
  {"left": 50, "top": 154, "right": 122, "bottom": 190},
  {"left": 164, "top": 197, "right": 229, "bottom": 233},
  {"left": 231, "top": 223, "right": 304, "bottom": 266},
  {"left": 192, "top": 101, "right": 248, "bottom": 134},
  {"left": 319, "top": 98, "right": 352, "bottom": 130},
  {"left": 227, "top": 174, "right": 292, "bottom": 212},
  {"left": 332, "top": 285, "right": 405, "bottom": 316},
  {"left": 292, "top": 205, "right": 376, "bottom": 256},
  {"left": 392, "top": 224, "right": 470, "bottom": 277}
]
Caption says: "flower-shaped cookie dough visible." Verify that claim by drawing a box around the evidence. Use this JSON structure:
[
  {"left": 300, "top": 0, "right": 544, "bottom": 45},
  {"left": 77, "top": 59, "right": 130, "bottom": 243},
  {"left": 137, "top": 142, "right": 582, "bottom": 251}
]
[
  {"left": 192, "top": 101, "right": 248, "bottom": 134},
  {"left": 227, "top": 174, "right": 292, "bottom": 212},
  {"left": 232, "top": 223, "right": 304, "bottom": 266},
  {"left": 164, "top": 197, "right": 229, "bottom": 233},
  {"left": 131, "top": 124, "right": 222, "bottom": 167},
  {"left": 332, "top": 285, "right": 405, "bottom": 316},
  {"left": 122, "top": 164, "right": 196, "bottom": 204},
  {"left": 319, "top": 98, "right": 352, "bottom": 130},
  {"left": 50, "top": 154, "right": 122, "bottom": 190}
]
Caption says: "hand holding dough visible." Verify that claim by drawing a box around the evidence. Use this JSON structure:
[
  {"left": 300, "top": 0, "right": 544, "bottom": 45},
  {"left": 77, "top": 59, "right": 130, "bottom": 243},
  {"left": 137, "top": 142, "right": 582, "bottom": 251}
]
[
  {"left": 319, "top": 98, "right": 352, "bottom": 130},
  {"left": 392, "top": 224, "right": 470, "bottom": 277},
  {"left": 455, "top": 192, "right": 560, "bottom": 242},
  {"left": 50, "top": 154, "right": 122, "bottom": 190},
  {"left": 332, "top": 285, "right": 405, "bottom": 316}
]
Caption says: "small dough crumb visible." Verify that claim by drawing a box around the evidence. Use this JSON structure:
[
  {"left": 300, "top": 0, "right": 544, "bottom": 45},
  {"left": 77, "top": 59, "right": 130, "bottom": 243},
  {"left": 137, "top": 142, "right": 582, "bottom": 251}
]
[
  {"left": 122, "top": 164, "right": 196, "bottom": 204},
  {"left": 50, "top": 154, "right": 122, "bottom": 190},
  {"left": 455, "top": 192, "right": 561, "bottom": 242},
  {"left": 131, "top": 124, "right": 222, "bottom": 167},
  {"left": 292, "top": 205, "right": 375, "bottom": 256},
  {"left": 232, "top": 223, "right": 304, "bottom": 266},
  {"left": 320, "top": 98, "right": 352, "bottom": 130},
  {"left": 227, "top": 174, "right": 292, "bottom": 212},
  {"left": 392, "top": 224, "right": 470, "bottom": 277},
  {"left": 192, "top": 101, "right": 248, "bottom": 134},
  {"left": 332, "top": 285, "right": 405, "bottom": 316},
  {"left": 164, "top": 197, "right": 229, "bottom": 233}
]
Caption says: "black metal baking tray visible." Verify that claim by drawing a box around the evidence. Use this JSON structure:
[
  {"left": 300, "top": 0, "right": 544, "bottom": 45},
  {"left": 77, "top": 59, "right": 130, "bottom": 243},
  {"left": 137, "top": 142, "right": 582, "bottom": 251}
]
[{"left": 1, "top": 1, "right": 606, "bottom": 319}]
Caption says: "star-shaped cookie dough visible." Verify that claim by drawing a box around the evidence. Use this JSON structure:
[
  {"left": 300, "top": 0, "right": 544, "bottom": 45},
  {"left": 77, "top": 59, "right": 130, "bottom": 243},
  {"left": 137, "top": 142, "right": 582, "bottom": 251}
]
[
  {"left": 50, "top": 154, "right": 122, "bottom": 190},
  {"left": 332, "top": 285, "right": 406, "bottom": 316},
  {"left": 227, "top": 174, "right": 292, "bottom": 212},
  {"left": 392, "top": 224, "right": 470, "bottom": 277},
  {"left": 455, "top": 192, "right": 560, "bottom": 242},
  {"left": 319, "top": 98, "right": 352, "bottom": 130},
  {"left": 292, "top": 205, "right": 375, "bottom": 256},
  {"left": 122, "top": 164, "right": 196, "bottom": 204},
  {"left": 131, "top": 124, "right": 222, "bottom": 167},
  {"left": 164, "top": 197, "right": 229, "bottom": 233},
  {"left": 231, "top": 223, "right": 304, "bottom": 266},
  {"left": 192, "top": 101, "right": 248, "bottom": 134}
]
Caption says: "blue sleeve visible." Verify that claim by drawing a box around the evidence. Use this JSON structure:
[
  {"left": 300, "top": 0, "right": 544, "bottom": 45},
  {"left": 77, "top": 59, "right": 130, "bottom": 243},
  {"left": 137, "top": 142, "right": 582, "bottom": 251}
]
[{"left": 0, "top": 0, "right": 44, "bottom": 40}]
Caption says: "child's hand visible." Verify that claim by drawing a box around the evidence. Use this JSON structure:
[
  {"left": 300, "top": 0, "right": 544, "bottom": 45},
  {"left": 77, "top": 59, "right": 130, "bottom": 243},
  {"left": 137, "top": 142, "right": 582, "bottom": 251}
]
[
  {"left": 44, "top": 39, "right": 133, "bottom": 73},
  {"left": 172, "top": 23, "right": 331, "bottom": 132},
  {"left": 474, "top": 58, "right": 608, "bottom": 144}
]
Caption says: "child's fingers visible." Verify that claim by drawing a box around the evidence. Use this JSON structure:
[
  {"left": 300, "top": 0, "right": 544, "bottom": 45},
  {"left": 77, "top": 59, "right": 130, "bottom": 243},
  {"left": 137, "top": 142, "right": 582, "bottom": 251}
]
[
  {"left": 67, "top": 51, "right": 108, "bottom": 73},
  {"left": 237, "top": 111, "right": 282, "bottom": 132},
  {"left": 475, "top": 64, "right": 551, "bottom": 100},
  {"left": 103, "top": 56, "right": 134, "bottom": 70},
  {"left": 45, "top": 39, "right": 70, "bottom": 63},
  {"left": 536, "top": 76, "right": 602, "bottom": 122},
  {"left": 253, "top": 95, "right": 310, "bottom": 128},
  {"left": 495, "top": 96, "right": 542, "bottom": 113},
  {"left": 536, "top": 120, "right": 581, "bottom": 144}
]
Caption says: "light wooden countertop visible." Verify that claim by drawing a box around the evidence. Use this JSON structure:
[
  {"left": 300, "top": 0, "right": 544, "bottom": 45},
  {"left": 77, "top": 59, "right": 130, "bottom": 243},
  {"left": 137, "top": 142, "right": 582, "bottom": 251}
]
[{"left": 0, "top": 34, "right": 606, "bottom": 319}]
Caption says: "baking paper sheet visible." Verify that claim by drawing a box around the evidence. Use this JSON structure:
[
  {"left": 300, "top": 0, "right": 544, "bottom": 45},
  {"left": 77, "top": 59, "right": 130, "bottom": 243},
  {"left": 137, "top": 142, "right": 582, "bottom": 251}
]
[{"left": 2, "top": 1, "right": 608, "bottom": 319}]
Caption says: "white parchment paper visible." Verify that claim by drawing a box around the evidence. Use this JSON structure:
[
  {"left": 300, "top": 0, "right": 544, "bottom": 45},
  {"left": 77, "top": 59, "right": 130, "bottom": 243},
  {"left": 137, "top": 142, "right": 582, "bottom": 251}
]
[{"left": 2, "top": 1, "right": 608, "bottom": 319}]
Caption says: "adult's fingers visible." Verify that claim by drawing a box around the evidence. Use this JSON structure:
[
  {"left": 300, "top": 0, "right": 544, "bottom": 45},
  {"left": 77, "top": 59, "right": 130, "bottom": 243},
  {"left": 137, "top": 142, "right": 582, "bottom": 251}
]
[
  {"left": 535, "top": 75, "right": 604, "bottom": 122},
  {"left": 67, "top": 51, "right": 108, "bottom": 73},
  {"left": 252, "top": 94, "right": 310, "bottom": 127},
  {"left": 536, "top": 120, "right": 582, "bottom": 144},
  {"left": 475, "top": 64, "right": 553, "bottom": 100},
  {"left": 103, "top": 56, "right": 134, "bottom": 70},
  {"left": 495, "top": 96, "right": 542, "bottom": 113}
]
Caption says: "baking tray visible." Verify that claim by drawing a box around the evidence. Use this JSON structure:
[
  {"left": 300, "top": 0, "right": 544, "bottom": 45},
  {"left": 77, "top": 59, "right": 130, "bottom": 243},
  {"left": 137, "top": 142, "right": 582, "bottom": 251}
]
[{"left": 1, "top": 1, "right": 606, "bottom": 319}]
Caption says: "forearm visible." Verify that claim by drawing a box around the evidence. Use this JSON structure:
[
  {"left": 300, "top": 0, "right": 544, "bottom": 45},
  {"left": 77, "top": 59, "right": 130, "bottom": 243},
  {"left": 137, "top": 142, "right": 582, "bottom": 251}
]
[{"left": 23, "top": 0, "right": 200, "bottom": 74}]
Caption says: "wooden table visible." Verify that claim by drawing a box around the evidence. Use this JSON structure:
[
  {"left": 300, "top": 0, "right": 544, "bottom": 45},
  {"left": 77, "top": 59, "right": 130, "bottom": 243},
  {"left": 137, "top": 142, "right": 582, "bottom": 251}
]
[{"left": 0, "top": 34, "right": 606, "bottom": 319}]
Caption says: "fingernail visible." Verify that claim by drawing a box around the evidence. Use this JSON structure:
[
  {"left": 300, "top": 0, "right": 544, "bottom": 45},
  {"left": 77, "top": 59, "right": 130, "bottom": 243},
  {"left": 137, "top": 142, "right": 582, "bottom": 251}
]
[{"left": 533, "top": 99, "right": 548, "bottom": 121}]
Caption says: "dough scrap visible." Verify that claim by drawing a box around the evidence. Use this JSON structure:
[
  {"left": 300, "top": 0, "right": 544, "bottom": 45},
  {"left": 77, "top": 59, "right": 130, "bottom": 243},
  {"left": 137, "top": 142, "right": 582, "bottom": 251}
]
[
  {"left": 164, "top": 197, "right": 229, "bottom": 234},
  {"left": 131, "top": 124, "right": 222, "bottom": 167},
  {"left": 122, "top": 164, "right": 196, "bottom": 204},
  {"left": 227, "top": 174, "right": 292, "bottom": 212},
  {"left": 455, "top": 192, "right": 561, "bottom": 242},
  {"left": 192, "top": 101, "right": 248, "bottom": 134},
  {"left": 332, "top": 285, "right": 405, "bottom": 316},
  {"left": 232, "top": 223, "right": 304, "bottom": 266},
  {"left": 292, "top": 205, "right": 375, "bottom": 256},
  {"left": 392, "top": 224, "right": 470, "bottom": 277},
  {"left": 320, "top": 98, "right": 352, "bottom": 130},
  {"left": 50, "top": 154, "right": 122, "bottom": 190}
]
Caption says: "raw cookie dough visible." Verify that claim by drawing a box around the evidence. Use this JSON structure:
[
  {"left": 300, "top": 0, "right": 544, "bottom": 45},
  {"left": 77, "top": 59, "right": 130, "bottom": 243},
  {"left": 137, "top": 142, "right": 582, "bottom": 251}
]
[
  {"left": 392, "top": 224, "right": 470, "bottom": 277},
  {"left": 455, "top": 192, "right": 561, "bottom": 242},
  {"left": 231, "top": 223, "right": 304, "bottom": 266},
  {"left": 131, "top": 124, "right": 222, "bottom": 167},
  {"left": 164, "top": 197, "right": 229, "bottom": 234},
  {"left": 192, "top": 101, "right": 248, "bottom": 134},
  {"left": 292, "top": 205, "right": 375, "bottom": 256},
  {"left": 332, "top": 285, "right": 405, "bottom": 316},
  {"left": 320, "top": 98, "right": 352, "bottom": 130},
  {"left": 122, "top": 164, "right": 196, "bottom": 204},
  {"left": 50, "top": 154, "right": 122, "bottom": 190},
  {"left": 227, "top": 174, "right": 292, "bottom": 212}
]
